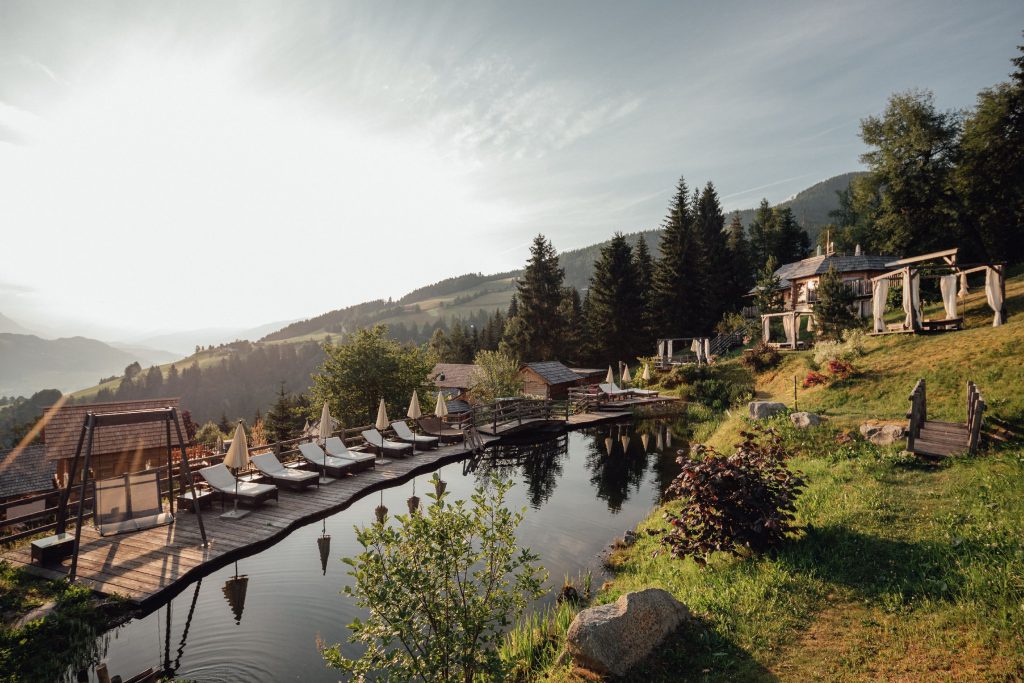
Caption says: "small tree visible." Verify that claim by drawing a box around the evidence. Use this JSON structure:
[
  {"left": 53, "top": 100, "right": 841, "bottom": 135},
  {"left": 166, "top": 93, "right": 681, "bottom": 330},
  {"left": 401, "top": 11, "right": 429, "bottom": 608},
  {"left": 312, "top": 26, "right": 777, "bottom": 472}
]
[
  {"left": 323, "top": 476, "right": 546, "bottom": 682},
  {"left": 753, "top": 255, "right": 784, "bottom": 314},
  {"left": 471, "top": 350, "right": 524, "bottom": 403},
  {"left": 662, "top": 427, "right": 803, "bottom": 565},
  {"left": 814, "top": 265, "right": 858, "bottom": 341}
]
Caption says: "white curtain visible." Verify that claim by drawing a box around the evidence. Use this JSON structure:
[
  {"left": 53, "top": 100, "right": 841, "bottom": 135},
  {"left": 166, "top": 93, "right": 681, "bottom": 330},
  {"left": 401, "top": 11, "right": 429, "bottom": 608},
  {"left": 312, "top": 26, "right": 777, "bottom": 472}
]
[
  {"left": 703, "top": 338, "right": 711, "bottom": 362},
  {"left": 667, "top": 339, "right": 674, "bottom": 359},
  {"left": 762, "top": 316, "right": 770, "bottom": 343},
  {"left": 986, "top": 267, "right": 1005, "bottom": 327},
  {"left": 690, "top": 338, "right": 701, "bottom": 353},
  {"left": 806, "top": 312, "right": 815, "bottom": 332},
  {"left": 872, "top": 277, "right": 889, "bottom": 333},
  {"left": 658, "top": 340, "right": 665, "bottom": 360},
  {"left": 958, "top": 271, "right": 969, "bottom": 299},
  {"left": 782, "top": 314, "right": 795, "bottom": 347},
  {"left": 902, "top": 269, "right": 921, "bottom": 329},
  {"left": 939, "top": 275, "right": 958, "bottom": 319}
]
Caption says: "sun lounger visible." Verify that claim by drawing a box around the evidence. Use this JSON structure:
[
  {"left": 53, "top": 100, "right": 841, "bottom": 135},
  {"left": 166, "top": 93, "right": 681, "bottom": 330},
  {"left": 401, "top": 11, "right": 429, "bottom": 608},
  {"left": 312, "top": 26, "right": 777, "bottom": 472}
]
[
  {"left": 598, "top": 382, "right": 634, "bottom": 398},
  {"left": 298, "top": 442, "right": 362, "bottom": 478},
  {"left": 392, "top": 421, "right": 439, "bottom": 449},
  {"left": 251, "top": 453, "right": 319, "bottom": 491},
  {"left": 361, "top": 429, "right": 413, "bottom": 458},
  {"left": 199, "top": 463, "right": 279, "bottom": 507},
  {"left": 323, "top": 437, "right": 377, "bottom": 472},
  {"left": 416, "top": 416, "right": 463, "bottom": 443}
]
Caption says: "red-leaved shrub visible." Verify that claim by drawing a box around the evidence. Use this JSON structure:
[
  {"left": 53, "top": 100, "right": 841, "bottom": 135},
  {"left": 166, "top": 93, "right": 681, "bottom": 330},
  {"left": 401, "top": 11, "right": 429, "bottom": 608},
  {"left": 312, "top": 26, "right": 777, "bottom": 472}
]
[
  {"left": 661, "top": 427, "right": 804, "bottom": 565},
  {"left": 826, "top": 359, "right": 854, "bottom": 379},
  {"left": 802, "top": 371, "right": 828, "bottom": 388}
]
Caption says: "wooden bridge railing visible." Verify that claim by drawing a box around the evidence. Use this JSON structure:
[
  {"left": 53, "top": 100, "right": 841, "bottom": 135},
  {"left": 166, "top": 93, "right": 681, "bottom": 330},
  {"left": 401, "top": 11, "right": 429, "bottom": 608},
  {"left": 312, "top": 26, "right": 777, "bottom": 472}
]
[
  {"left": 907, "top": 378, "right": 986, "bottom": 455},
  {"left": 967, "top": 381, "right": 987, "bottom": 453},
  {"left": 907, "top": 379, "right": 927, "bottom": 452}
]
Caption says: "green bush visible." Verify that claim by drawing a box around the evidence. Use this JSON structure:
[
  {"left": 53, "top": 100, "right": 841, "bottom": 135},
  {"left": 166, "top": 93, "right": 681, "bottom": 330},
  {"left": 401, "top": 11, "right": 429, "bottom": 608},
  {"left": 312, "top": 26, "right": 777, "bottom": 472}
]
[{"left": 741, "top": 341, "right": 782, "bottom": 372}]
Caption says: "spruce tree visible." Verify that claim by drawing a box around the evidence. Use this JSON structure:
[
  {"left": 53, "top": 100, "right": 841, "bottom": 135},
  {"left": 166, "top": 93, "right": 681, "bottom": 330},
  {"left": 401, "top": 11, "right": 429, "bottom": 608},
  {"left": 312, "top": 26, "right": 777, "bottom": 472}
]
[
  {"left": 754, "top": 255, "right": 784, "bottom": 314},
  {"left": 504, "top": 235, "right": 566, "bottom": 360},
  {"left": 633, "top": 236, "right": 655, "bottom": 350},
  {"left": 814, "top": 265, "right": 858, "bottom": 340},
  {"left": 695, "top": 182, "right": 728, "bottom": 332},
  {"left": 725, "top": 212, "right": 755, "bottom": 307},
  {"left": 772, "top": 207, "right": 811, "bottom": 265},
  {"left": 748, "top": 199, "right": 775, "bottom": 272},
  {"left": 587, "top": 233, "right": 644, "bottom": 364},
  {"left": 555, "top": 287, "right": 585, "bottom": 363},
  {"left": 652, "top": 176, "right": 704, "bottom": 337}
]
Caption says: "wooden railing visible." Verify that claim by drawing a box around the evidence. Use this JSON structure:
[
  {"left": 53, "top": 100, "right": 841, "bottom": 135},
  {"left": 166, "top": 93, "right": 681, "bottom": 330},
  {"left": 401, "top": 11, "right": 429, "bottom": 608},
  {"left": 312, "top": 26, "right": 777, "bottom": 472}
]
[
  {"left": 966, "top": 381, "right": 987, "bottom": 453},
  {"left": 907, "top": 378, "right": 926, "bottom": 451}
]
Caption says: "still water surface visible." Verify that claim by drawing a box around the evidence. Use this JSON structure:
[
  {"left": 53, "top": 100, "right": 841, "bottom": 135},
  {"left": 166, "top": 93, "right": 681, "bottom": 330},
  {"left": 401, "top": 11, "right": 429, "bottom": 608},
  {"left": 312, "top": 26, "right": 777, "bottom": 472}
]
[{"left": 77, "top": 418, "right": 689, "bottom": 682}]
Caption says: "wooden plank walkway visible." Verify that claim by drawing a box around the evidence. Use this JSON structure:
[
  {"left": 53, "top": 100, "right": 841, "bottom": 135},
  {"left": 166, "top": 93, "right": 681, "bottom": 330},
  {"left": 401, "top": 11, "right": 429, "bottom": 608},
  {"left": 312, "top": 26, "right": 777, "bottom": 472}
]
[{"left": 4, "top": 438, "right": 497, "bottom": 608}]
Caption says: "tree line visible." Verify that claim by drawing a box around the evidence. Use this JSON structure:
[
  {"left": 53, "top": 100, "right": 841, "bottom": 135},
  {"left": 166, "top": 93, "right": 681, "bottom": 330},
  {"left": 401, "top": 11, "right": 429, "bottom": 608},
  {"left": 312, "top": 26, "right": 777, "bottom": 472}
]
[{"left": 825, "top": 40, "right": 1024, "bottom": 264}]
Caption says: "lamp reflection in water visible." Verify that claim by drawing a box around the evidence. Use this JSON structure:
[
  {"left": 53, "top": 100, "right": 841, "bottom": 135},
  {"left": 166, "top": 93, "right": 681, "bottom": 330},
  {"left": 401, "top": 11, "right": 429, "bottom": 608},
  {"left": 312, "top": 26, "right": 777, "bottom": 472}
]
[
  {"left": 222, "top": 561, "right": 248, "bottom": 625},
  {"left": 317, "top": 518, "right": 331, "bottom": 575}
]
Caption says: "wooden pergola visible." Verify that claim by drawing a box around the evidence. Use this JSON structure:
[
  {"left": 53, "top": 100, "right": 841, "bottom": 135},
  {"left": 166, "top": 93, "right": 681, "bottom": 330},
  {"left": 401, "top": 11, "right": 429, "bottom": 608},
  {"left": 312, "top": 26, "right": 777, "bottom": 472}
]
[
  {"left": 868, "top": 248, "right": 1007, "bottom": 335},
  {"left": 760, "top": 310, "right": 814, "bottom": 349}
]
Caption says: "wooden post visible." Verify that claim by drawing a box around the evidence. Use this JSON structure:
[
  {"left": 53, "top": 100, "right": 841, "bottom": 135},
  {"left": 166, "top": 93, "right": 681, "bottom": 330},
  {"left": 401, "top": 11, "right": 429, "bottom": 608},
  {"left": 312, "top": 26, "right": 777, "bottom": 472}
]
[
  {"left": 165, "top": 418, "right": 175, "bottom": 514},
  {"left": 171, "top": 409, "right": 207, "bottom": 546},
  {"left": 96, "top": 663, "right": 111, "bottom": 683},
  {"left": 69, "top": 413, "right": 96, "bottom": 582},
  {"left": 56, "top": 420, "right": 88, "bottom": 535},
  {"left": 793, "top": 376, "right": 798, "bottom": 411}
]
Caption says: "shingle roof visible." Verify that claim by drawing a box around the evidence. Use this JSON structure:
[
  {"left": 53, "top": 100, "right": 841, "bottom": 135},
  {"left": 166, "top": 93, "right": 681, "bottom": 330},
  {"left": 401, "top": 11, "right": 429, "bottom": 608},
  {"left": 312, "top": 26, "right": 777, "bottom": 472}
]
[
  {"left": 523, "top": 361, "right": 580, "bottom": 386},
  {"left": 0, "top": 444, "right": 55, "bottom": 499},
  {"left": 431, "top": 364, "right": 480, "bottom": 390},
  {"left": 774, "top": 253, "right": 895, "bottom": 282},
  {"left": 43, "top": 398, "right": 183, "bottom": 461}
]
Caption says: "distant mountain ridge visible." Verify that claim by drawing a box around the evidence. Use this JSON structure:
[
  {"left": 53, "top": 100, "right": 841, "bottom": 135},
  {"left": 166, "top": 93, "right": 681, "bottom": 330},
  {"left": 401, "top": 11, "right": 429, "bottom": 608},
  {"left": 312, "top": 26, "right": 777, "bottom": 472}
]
[
  {"left": 0, "top": 333, "right": 150, "bottom": 396},
  {"left": 260, "top": 171, "right": 863, "bottom": 343}
]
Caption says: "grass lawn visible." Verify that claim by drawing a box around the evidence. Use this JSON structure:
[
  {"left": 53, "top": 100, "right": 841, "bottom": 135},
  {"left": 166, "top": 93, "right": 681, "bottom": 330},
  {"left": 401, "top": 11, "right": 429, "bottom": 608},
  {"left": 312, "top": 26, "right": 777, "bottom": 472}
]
[{"left": 526, "top": 274, "right": 1024, "bottom": 682}]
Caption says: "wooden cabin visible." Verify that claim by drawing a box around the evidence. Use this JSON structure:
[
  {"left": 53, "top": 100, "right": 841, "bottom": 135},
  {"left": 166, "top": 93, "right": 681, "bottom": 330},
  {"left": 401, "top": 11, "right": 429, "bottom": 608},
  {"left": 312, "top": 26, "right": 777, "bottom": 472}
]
[
  {"left": 518, "top": 361, "right": 586, "bottom": 400},
  {"left": 43, "top": 398, "right": 185, "bottom": 483},
  {"left": 431, "top": 363, "right": 480, "bottom": 396}
]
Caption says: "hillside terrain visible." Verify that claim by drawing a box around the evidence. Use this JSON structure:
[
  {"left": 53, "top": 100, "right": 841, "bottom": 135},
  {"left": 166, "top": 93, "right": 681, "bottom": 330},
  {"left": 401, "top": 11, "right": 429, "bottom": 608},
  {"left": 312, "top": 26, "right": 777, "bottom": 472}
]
[{"left": 539, "top": 272, "right": 1024, "bottom": 682}]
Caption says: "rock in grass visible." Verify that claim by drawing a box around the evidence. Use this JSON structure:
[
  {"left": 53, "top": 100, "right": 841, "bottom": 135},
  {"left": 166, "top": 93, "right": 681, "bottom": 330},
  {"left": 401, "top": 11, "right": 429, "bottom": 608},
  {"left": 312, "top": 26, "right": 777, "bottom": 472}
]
[
  {"left": 790, "top": 412, "right": 822, "bottom": 428},
  {"left": 748, "top": 401, "right": 787, "bottom": 420},
  {"left": 859, "top": 422, "right": 906, "bottom": 446},
  {"left": 565, "top": 588, "right": 691, "bottom": 677}
]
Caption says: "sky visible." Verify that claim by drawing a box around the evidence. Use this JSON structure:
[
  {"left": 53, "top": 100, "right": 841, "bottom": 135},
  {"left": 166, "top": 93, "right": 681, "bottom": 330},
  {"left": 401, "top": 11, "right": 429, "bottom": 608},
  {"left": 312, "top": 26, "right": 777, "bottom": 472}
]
[{"left": 1, "top": 1, "right": 1021, "bottom": 341}]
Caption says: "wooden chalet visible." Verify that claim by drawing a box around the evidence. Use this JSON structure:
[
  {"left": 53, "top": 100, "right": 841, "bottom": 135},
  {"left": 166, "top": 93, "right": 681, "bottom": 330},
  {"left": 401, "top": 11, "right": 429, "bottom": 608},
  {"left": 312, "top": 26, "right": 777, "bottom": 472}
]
[
  {"left": 43, "top": 398, "right": 185, "bottom": 483},
  {"left": 757, "top": 246, "right": 896, "bottom": 319},
  {"left": 519, "top": 361, "right": 586, "bottom": 400}
]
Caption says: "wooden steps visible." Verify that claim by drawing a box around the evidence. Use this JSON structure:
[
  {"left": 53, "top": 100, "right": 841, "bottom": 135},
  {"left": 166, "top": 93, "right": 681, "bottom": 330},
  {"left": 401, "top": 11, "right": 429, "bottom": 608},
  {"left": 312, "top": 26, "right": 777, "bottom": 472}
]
[{"left": 905, "top": 379, "right": 986, "bottom": 458}]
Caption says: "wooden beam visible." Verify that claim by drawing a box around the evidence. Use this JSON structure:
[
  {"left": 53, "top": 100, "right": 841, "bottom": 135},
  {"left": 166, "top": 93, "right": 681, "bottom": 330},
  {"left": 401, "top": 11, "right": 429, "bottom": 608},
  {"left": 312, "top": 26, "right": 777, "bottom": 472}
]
[
  {"left": 884, "top": 247, "right": 958, "bottom": 268},
  {"left": 91, "top": 408, "right": 176, "bottom": 427}
]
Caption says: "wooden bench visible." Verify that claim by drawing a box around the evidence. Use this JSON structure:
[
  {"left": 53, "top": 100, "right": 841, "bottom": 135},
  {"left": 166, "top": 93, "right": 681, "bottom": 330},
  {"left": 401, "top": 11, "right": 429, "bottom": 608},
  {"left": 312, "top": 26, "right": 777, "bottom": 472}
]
[
  {"left": 920, "top": 316, "right": 963, "bottom": 332},
  {"left": 31, "top": 533, "right": 75, "bottom": 565}
]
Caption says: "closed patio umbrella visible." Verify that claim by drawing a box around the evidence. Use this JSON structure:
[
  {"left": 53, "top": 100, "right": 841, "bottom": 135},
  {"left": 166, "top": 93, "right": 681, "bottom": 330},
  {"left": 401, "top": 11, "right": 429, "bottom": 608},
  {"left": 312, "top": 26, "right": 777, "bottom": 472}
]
[
  {"left": 318, "top": 401, "right": 333, "bottom": 445},
  {"left": 434, "top": 391, "right": 449, "bottom": 419},
  {"left": 314, "top": 402, "right": 334, "bottom": 484},
  {"left": 605, "top": 366, "right": 614, "bottom": 385},
  {"left": 407, "top": 391, "right": 422, "bottom": 454},
  {"left": 374, "top": 399, "right": 391, "bottom": 465},
  {"left": 221, "top": 421, "right": 250, "bottom": 520},
  {"left": 642, "top": 364, "right": 651, "bottom": 382},
  {"left": 622, "top": 364, "right": 632, "bottom": 384}
]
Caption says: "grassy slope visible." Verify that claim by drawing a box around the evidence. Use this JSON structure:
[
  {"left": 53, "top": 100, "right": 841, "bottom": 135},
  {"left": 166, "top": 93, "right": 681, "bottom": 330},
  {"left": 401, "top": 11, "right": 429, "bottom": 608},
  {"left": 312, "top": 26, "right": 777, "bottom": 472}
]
[
  {"left": 69, "top": 347, "right": 236, "bottom": 401},
  {"left": 537, "top": 275, "right": 1024, "bottom": 682}
]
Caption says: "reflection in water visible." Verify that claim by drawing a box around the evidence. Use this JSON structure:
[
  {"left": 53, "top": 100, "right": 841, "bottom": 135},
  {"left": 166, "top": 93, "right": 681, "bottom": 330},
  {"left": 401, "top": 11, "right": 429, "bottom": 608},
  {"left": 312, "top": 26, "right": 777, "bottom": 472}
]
[
  {"left": 585, "top": 424, "right": 648, "bottom": 512},
  {"left": 317, "top": 519, "right": 331, "bottom": 575},
  {"left": 222, "top": 562, "right": 249, "bottom": 625},
  {"left": 466, "top": 432, "right": 569, "bottom": 509},
  {"left": 165, "top": 578, "right": 202, "bottom": 676}
]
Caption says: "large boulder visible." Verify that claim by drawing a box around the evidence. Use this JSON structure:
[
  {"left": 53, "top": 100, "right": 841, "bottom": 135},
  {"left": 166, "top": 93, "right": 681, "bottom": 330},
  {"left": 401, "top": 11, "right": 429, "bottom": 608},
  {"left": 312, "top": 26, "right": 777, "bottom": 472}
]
[
  {"left": 565, "top": 588, "right": 691, "bottom": 677},
  {"left": 790, "top": 412, "right": 822, "bottom": 429},
  {"left": 859, "top": 422, "right": 907, "bottom": 446},
  {"left": 749, "top": 401, "right": 787, "bottom": 420}
]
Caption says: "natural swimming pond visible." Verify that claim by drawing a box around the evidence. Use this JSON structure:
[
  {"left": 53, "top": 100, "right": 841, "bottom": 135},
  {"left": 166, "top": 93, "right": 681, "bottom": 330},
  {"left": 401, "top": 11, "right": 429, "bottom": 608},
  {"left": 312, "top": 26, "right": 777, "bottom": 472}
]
[{"left": 69, "top": 417, "right": 690, "bottom": 682}]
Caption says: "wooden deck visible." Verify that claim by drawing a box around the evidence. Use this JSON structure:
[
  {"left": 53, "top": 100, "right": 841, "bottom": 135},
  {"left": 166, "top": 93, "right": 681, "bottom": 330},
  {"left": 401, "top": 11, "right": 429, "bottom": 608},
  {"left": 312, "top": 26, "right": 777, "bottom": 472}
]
[{"left": 4, "top": 438, "right": 497, "bottom": 607}]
